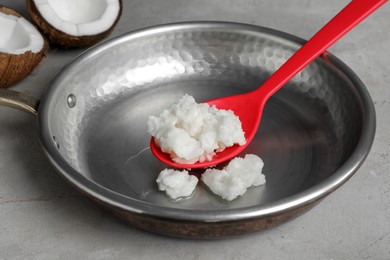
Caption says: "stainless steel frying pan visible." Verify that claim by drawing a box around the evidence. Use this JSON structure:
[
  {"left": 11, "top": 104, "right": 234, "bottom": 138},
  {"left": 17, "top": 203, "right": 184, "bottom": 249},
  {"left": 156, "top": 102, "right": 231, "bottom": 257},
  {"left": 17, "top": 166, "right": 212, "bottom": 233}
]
[{"left": 0, "top": 22, "right": 376, "bottom": 238}]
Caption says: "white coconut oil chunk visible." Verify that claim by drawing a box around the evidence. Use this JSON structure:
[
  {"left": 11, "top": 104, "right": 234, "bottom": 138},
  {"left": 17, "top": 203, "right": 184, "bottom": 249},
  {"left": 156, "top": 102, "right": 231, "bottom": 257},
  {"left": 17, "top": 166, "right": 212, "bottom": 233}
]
[
  {"left": 34, "top": 0, "right": 121, "bottom": 36},
  {"left": 156, "top": 169, "right": 198, "bottom": 200},
  {"left": 147, "top": 94, "right": 246, "bottom": 164},
  {"left": 0, "top": 12, "right": 44, "bottom": 55},
  {"left": 202, "top": 154, "right": 266, "bottom": 201}
]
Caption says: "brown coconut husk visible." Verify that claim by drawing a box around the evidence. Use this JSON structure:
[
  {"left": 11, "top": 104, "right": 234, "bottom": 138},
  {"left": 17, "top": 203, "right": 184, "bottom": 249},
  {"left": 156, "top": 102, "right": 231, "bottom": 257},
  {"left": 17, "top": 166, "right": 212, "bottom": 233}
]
[
  {"left": 0, "top": 5, "right": 48, "bottom": 88},
  {"left": 26, "top": 0, "right": 123, "bottom": 48}
]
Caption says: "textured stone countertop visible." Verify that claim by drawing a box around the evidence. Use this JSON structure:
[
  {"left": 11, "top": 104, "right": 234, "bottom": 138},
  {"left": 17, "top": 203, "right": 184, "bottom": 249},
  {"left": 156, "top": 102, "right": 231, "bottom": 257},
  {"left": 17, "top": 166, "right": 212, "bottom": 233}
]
[{"left": 1, "top": 0, "right": 389, "bottom": 259}]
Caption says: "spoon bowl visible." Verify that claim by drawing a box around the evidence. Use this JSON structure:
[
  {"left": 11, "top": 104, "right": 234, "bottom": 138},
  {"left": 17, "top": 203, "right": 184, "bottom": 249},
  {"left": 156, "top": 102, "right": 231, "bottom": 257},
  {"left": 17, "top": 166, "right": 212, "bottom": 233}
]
[
  {"left": 150, "top": 91, "right": 266, "bottom": 168},
  {"left": 151, "top": 0, "right": 387, "bottom": 169}
]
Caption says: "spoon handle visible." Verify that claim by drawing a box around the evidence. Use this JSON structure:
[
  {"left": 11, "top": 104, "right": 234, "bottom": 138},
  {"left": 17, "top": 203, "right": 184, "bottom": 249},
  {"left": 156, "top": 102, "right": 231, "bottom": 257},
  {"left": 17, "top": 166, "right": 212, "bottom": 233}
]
[{"left": 256, "top": 0, "right": 387, "bottom": 100}]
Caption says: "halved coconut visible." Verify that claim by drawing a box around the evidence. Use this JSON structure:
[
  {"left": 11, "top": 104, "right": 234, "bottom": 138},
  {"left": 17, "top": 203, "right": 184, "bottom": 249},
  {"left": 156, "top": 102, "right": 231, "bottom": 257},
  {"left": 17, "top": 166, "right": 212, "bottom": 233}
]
[
  {"left": 27, "top": 0, "right": 123, "bottom": 48},
  {"left": 0, "top": 6, "right": 48, "bottom": 88}
]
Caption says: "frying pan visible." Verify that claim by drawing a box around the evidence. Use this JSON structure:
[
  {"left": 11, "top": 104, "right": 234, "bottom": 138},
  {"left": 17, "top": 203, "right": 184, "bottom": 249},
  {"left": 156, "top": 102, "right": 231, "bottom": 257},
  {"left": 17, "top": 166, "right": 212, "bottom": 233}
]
[{"left": 0, "top": 22, "right": 376, "bottom": 238}]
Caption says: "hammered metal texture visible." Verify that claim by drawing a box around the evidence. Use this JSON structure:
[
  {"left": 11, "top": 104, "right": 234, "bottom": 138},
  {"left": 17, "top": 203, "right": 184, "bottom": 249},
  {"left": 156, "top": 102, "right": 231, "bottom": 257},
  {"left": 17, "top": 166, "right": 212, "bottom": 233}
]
[{"left": 38, "top": 23, "right": 369, "bottom": 216}]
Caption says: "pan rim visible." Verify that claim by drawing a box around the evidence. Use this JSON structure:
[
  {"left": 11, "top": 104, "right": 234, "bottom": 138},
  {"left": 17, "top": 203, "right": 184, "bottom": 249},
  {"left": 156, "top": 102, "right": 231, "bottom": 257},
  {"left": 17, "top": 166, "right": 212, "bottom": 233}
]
[{"left": 37, "top": 21, "right": 376, "bottom": 222}]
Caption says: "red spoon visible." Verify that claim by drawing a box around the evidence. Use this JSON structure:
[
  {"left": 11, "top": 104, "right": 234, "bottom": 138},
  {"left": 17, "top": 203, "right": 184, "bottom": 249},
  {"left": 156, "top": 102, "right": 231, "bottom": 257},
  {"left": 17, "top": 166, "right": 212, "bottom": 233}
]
[{"left": 151, "top": 0, "right": 387, "bottom": 169}]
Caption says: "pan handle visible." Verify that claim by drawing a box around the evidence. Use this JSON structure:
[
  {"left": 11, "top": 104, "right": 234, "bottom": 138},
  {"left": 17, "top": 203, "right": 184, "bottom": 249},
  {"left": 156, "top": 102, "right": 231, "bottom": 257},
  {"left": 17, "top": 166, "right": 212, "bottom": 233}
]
[{"left": 0, "top": 89, "right": 39, "bottom": 116}]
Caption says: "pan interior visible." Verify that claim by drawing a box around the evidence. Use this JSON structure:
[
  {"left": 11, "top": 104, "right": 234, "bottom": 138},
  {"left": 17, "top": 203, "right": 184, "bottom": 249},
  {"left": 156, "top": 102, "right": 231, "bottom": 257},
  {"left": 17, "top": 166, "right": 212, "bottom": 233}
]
[{"left": 42, "top": 25, "right": 363, "bottom": 211}]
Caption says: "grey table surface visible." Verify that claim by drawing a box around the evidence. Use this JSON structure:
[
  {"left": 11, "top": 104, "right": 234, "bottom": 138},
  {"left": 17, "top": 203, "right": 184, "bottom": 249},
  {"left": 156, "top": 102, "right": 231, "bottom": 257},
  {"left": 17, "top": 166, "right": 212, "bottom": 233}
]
[{"left": 1, "top": 0, "right": 389, "bottom": 259}]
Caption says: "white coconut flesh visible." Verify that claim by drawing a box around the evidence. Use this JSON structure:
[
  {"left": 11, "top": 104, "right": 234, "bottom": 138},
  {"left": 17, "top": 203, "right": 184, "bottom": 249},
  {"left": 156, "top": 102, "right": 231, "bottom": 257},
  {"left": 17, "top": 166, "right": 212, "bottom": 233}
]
[
  {"left": 0, "top": 12, "right": 44, "bottom": 55},
  {"left": 34, "top": 0, "right": 121, "bottom": 36}
]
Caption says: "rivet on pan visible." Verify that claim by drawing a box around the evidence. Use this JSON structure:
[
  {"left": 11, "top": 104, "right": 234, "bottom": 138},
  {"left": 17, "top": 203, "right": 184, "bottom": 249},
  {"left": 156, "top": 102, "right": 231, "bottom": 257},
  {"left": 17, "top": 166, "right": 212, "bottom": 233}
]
[
  {"left": 53, "top": 136, "right": 60, "bottom": 149},
  {"left": 67, "top": 94, "right": 77, "bottom": 108}
]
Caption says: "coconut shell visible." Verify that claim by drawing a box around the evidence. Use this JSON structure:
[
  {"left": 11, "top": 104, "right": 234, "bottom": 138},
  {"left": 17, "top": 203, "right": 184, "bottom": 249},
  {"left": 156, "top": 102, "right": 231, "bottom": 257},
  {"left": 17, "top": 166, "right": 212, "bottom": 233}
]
[
  {"left": 0, "top": 6, "right": 48, "bottom": 88},
  {"left": 26, "top": 0, "right": 123, "bottom": 48}
]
